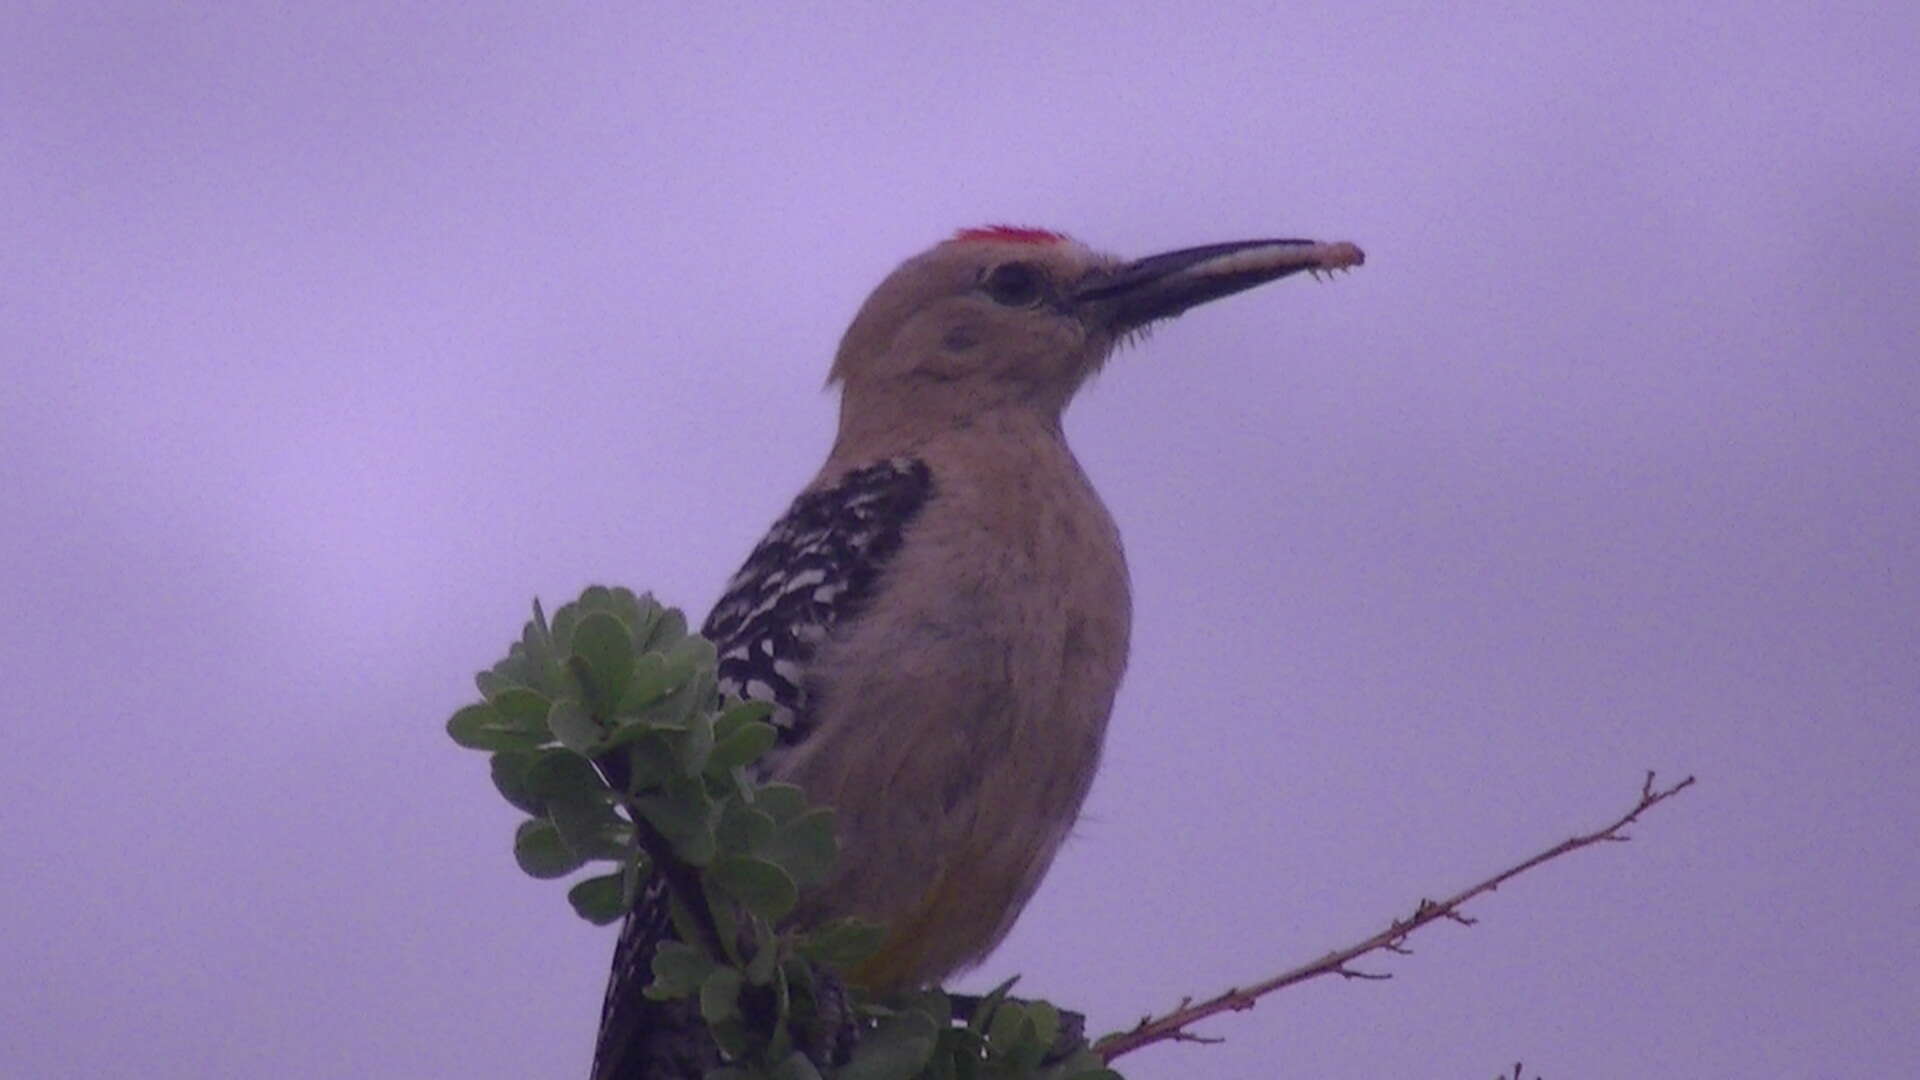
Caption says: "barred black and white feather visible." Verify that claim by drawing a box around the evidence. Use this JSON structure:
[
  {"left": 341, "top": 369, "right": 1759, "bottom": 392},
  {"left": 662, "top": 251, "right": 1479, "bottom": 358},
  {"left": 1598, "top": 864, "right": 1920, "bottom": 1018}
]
[{"left": 702, "top": 456, "right": 935, "bottom": 756}]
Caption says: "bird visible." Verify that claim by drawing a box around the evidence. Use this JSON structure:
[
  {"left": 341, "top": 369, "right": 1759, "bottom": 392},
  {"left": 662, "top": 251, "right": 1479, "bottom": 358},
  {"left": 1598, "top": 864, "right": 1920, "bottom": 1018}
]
[{"left": 592, "top": 225, "right": 1364, "bottom": 1077}]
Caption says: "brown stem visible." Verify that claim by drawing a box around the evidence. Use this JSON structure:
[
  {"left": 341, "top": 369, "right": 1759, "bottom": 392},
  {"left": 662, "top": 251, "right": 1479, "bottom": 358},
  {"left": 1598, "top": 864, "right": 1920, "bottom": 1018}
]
[{"left": 1094, "top": 771, "right": 1697, "bottom": 1062}]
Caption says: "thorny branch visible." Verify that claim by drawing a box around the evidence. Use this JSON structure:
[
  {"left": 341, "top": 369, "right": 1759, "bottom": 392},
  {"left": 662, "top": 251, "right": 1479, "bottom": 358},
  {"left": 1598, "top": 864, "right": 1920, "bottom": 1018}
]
[{"left": 1094, "top": 771, "right": 1696, "bottom": 1063}]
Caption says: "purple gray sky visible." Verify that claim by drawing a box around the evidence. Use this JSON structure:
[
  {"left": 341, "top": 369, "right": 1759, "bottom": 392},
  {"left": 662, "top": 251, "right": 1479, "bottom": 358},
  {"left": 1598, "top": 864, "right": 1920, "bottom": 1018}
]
[{"left": 4, "top": 4, "right": 1916, "bottom": 1078}]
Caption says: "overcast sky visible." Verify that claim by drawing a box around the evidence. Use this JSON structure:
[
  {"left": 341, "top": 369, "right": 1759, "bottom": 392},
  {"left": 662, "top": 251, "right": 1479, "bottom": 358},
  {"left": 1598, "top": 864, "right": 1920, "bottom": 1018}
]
[{"left": 4, "top": 4, "right": 1916, "bottom": 1078}]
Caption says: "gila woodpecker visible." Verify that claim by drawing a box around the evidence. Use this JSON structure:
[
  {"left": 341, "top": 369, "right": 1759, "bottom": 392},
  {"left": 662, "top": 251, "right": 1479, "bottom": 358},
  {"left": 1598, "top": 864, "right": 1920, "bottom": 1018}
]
[{"left": 593, "top": 226, "right": 1364, "bottom": 1078}]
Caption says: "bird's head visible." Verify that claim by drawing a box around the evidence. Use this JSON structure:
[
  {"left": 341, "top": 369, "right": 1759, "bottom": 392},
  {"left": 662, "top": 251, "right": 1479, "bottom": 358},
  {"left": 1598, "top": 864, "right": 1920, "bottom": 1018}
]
[{"left": 829, "top": 226, "right": 1363, "bottom": 434}]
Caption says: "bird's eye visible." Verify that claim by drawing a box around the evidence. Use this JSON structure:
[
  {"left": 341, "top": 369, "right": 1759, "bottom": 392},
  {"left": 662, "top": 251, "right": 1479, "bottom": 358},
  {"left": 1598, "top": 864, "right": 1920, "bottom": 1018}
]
[{"left": 981, "top": 262, "right": 1045, "bottom": 307}]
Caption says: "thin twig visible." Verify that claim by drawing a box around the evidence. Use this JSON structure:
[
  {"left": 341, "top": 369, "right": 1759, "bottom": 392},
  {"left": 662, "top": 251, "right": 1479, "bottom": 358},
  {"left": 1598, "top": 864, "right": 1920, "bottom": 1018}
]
[
  {"left": 1094, "top": 771, "right": 1696, "bottom": 1062},
  {"left": 593, "top": 750, "right": 730, "bottom": 960}
]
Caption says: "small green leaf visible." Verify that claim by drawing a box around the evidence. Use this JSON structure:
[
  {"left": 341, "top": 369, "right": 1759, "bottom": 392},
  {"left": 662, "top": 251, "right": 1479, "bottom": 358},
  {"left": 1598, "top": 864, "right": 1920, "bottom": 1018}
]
[
  {"left": 979, "top": 996, "right": 1055, "bottom": 1072},
  {"left": 646, "top": 941, "right": 714, "bottom": 1000},
  {"left": 522, "top": 748, "right": 607, "bottom": 801},
  {"left": 676, "top": 823, "right": 718, "bottom": 866},
  {"left": 636, "top": 776, "right": 713, "bottom": 840},
  {"left": 609, "top": 730, "right": 678, "bottom": 791},
  {"left": 512, "top": 818, "right": 584, "bottom": 879},
  {"left": 607, "top": 586, "right": 642, "bottom": 623},
  {"left": 709, "top": 720, "right": 778, "bottom": 773},
  {"left": 489, "top": 750, "right": 542, "bottom": 814},
  {"left": 985, "top": 999, "right": 1059, "bottom": 1071},
  {"left": 754, "top": 783, "right": 808, "bottom": 824},
  {"left": 921, "top": 1033, "right": 963, "bottom": 1080},
  {"left": 714, "top": 698, "right": 774, "bottom": 738},
  {"left": 549, "top": 792, "right": 630, "bottom": 862},
  {"left": 838, "top": 1007, "right": 938, "bottom": 1080},
  {"left": 667, "top": 633, "right": 717, "bottom": 676},
  {"left": 744, "top": 935, "right": 780, "bottom": 987},
  {"left": 641, "top": 671, "right": 706, "bottom": 731},
  {"left": 795, "top": 918, "right": 887, "bottom": 971},
  {"left": 703, "top": 883, "right": 745, "bottom": 967},
  {"left": 567, "top": 872, "right": 627, "bottom": 925},
  {"left": 708, "top": 1018, "right": 748, "bottom": 1062},
  {"left": 986, "top": 1001, "right": 1033, "bottom": 1058},
  {"left": 499, "top": 642, "right": 536, "bottom": 684},
  {"left": 549, "top": 602, "right": 580, "bottom": 655},
  {"left": 617, "top": 653, "right": 675, "bottom": 713},
  {"left": 677, "top": 710, "right": 715, "bottom": 776},
  {"left": 571, "top": 610, "right": 637, "bottom": 707},
  {"left": 699, "top": 966, "right": 744, "bottom": 1025},
  {"left": 781, "top": 954, "right": 816, "bottom": 997},
  {"left": 663, "top": 890, "right": 710, "bottom": 953},
  {"left": 707, "top": 854, "right": 798, "bottom": 921},
  {"left": 642, "top": 607, "right": 690, "bottom": 652},
  {"left": 637, "top": 777, "right": 718, "bottom": 866},
  {"left": 763, "top": 808, "right": 836, "bottom": 886},
  {"left": 716, "top": 802, "right": 777, "bottom": 855},
  {"left": 474, "top": 669, "right": 507, "bottom": 699},
  {"left": 904, "top": 988, "right": 952, "bottom": 1030},
  {"left": 492, "top": 640, "right": 535, "bottom": 686},
  {"left": 627, "top": 596, "right": 665, "bottom": 649},
  {"left": 1025, "top": 1000, "right": 1061, "bottom": 1054},
  {"left": 447, "top": 704, "right": 544, "bottom": 751},
  {"left": 547, "top": 697, "right": 607, "bottom": 755},
  {"left": 968, "top": 976, "right": 1021, "bottom": 1033},
  {"left": 487, "top": 686, "right": 552, "bottom": 736},
  {"left": 523, "top": 600, "right": 564, "bottom": 693}
]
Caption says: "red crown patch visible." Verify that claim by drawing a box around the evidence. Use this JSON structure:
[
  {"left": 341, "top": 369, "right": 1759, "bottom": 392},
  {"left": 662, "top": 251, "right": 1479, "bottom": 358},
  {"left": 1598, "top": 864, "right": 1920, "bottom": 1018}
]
[{"left": 951, "top": 225, "right": 1070, "bottom": 245}]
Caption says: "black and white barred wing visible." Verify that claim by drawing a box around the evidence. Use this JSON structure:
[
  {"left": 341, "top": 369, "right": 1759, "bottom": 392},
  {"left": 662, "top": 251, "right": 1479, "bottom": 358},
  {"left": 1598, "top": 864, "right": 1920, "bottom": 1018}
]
[{"left": 700, "top": 456, "right": 934, "bottom": 753}]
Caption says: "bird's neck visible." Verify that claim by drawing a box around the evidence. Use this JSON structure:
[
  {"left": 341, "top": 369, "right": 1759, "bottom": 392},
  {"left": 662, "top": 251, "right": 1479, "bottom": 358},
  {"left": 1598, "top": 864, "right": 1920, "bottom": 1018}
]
[{"left": 829, "top": 385, "right": 1068, "bottom": 471}]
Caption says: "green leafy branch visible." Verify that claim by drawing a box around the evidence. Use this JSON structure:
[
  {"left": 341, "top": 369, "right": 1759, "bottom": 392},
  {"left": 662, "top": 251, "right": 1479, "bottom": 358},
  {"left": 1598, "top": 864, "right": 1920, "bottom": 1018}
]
[{"left": 448, "top": 586, "right": 1115, "bottom": 1080}]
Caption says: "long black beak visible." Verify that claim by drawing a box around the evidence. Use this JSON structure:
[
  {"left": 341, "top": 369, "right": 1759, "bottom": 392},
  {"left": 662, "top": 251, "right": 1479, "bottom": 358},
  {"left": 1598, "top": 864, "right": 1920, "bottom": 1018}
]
[{"left": 1076, "top": 238, "right": 1364, "bottom": 332}]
